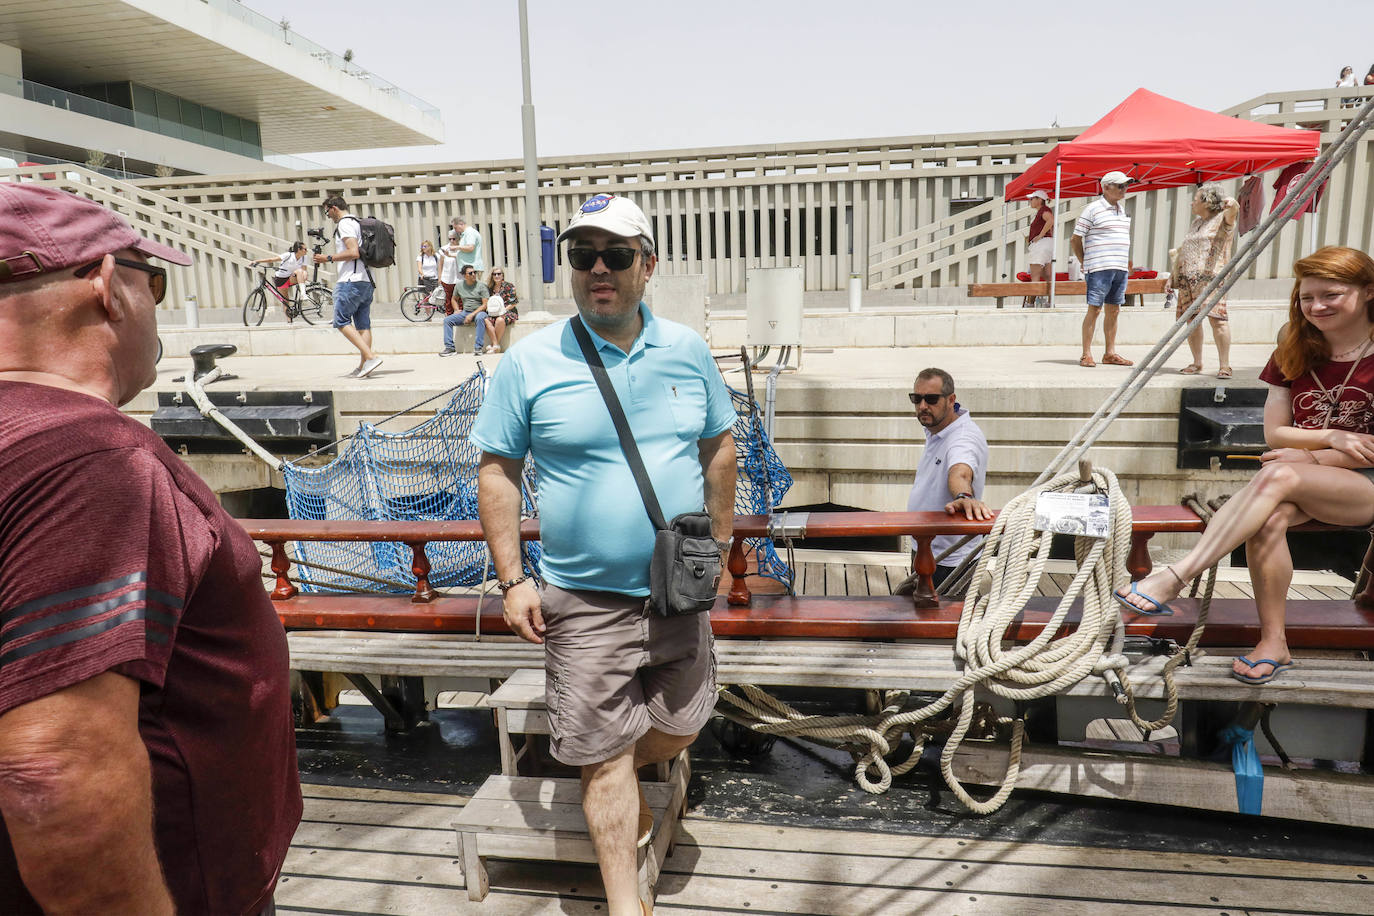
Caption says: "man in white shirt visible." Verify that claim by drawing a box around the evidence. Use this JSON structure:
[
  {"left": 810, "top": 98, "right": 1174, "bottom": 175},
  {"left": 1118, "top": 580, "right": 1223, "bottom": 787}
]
[
  {"left": 905, "top": 368, "right": 991, "bottom": 588},
  {"left": 451, "top": 215, "right": 485, "bottom": 276},
  {"left": 315, "top": 195, "right": 382, "bottom": 378},
  {"left": 1071, "top": 171, "right": 1135, "bottom": 368}
]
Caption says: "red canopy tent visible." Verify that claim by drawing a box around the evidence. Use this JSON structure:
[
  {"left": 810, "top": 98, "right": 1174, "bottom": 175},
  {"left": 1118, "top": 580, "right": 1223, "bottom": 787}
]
[{"left": 1004, "top": 88, "right": 1320, "bottom": 200}]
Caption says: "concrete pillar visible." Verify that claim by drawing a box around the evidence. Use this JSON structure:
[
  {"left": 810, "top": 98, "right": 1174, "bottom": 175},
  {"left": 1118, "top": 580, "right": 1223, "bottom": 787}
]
[{"left": 0, "top": 43, "right": 21, "bottom": 99}]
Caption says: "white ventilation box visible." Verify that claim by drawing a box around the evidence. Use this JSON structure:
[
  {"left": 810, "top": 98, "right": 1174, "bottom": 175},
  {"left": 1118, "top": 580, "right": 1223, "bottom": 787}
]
[{"left": 746, "top": 267, "right": 803, "bottom": 348}]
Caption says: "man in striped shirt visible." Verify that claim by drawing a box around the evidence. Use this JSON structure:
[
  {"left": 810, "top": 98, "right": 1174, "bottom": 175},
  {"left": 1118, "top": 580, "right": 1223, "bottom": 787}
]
[{"left": 1071, "top": 171, "right": 1135, "bottom": 367}]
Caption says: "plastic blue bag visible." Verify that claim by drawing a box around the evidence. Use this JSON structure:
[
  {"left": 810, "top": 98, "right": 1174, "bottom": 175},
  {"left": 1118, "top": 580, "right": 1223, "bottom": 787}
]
[{"left": 1218, "top": 724, "right": 1263, "bottom": 815}]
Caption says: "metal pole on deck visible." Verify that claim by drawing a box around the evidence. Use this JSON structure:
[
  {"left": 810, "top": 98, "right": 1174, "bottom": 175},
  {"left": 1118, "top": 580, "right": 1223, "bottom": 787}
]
[
  {"left": 517, "top": 0, "right": 545, "bottom": 313},
  {"left": 997, "top": 199, "right": 1007, "bottom": 282},
  {"left": 1049, "top": 163, "right": 1063, "bottom": 308}
]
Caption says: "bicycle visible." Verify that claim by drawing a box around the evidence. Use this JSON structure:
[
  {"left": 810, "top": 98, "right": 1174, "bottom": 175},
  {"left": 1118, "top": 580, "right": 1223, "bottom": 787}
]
[
  {"left": 398, "top": 278, "right": 444, "bottom": 322},
  {"left": 243, "top": 229, "right": 334, "bottom": 326}
]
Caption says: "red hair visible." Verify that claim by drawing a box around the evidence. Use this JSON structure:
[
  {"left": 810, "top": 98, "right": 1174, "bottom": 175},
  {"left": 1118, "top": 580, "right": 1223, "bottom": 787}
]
[{"left": 1274, "top": 246, "right": 1374, "bottom": 379}]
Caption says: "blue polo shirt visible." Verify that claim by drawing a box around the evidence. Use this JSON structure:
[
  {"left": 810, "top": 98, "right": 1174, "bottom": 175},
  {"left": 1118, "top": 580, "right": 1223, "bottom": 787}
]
[{"left": 470, "top": 305, "right": 736, "bottom": 595}]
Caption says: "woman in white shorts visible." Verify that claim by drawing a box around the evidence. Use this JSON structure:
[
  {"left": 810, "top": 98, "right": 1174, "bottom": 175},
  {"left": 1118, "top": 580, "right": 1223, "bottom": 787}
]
[{"left": 1025, "top": 189, "right": 1055, "bottom": 307}]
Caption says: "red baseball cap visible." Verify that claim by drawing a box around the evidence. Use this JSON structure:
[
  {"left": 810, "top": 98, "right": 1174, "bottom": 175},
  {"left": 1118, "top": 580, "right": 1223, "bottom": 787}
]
[{"left": 0, "top": 184, "right": 192, "bottom": 284}]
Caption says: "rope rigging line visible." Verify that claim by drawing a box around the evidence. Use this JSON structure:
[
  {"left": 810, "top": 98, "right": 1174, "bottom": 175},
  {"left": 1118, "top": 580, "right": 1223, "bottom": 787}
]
[{"left": 720, "top": 467, "right": 1163, "bottom": 811}]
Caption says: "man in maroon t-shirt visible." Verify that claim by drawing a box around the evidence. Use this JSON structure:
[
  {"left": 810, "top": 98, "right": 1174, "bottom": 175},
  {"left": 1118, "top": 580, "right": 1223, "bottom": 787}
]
[{"left": 0, "top": 185, "right": 301, "bottom": 914}]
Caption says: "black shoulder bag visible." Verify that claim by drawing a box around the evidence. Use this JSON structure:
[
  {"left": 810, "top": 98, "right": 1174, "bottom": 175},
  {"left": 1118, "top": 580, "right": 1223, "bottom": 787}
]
[{"left": 570, "top": 317, "right": 721, "bottom": 616}]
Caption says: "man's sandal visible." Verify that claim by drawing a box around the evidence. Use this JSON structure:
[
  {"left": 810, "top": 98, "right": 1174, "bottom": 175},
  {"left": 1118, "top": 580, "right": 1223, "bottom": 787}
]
[
  {"left": 1216, "top": 367, "right": 1233, "bottom": 379},
  {"left": 1079, "top": 355, "right": 1096, "bottom": 367},
  {"left": 1179, "top": 364, "right": 1203, "bottom": 375}
]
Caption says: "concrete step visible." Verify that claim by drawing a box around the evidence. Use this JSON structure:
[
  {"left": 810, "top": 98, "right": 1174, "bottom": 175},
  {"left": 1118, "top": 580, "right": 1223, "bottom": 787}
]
[{"left": 156, "top": 301, "right": 1290, "bottom": 358}]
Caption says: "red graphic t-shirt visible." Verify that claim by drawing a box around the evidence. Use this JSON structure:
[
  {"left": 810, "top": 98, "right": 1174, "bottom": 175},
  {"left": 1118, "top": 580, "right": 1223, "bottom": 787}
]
[
  {"left": 0, "top": 382, "right": 301, "bottom": 915},
  {"left": 1259, "top": 351, "right": 1374, "bottom": 431}
]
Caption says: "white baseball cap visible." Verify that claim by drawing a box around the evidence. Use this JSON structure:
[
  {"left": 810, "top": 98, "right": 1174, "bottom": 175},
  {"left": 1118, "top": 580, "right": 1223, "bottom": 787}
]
[
  {"left": 557, "top": 194, "right": 655, "bottom": 246},
  {"left": 1101, "top": 170, "right": 1134, "bottom": 187},
  {"left": 1028, "top": 190, "right": 1051, "bottom": 202}
]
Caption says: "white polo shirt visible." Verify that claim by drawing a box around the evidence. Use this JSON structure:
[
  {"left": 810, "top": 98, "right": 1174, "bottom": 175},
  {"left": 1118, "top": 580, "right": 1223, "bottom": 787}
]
[
  {"left": 1073, "top": 196, "right": 1131, "bottom": 273},
  {"left": 905, "top": 407, "right": 989, "bottom": 568}
]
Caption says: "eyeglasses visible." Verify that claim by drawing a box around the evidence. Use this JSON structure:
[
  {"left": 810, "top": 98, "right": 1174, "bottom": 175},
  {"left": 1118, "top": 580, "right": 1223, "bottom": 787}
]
[
  {"left": 567, "top": 247, "right": 639, "bottom": 272},
  {"left": 909, "top": 393, "right": 947, "bottom": 406},
  {"left": 74, "top": 256, "right": 167, "bottom": 304},
  {"left": 463, "top": 269, "right": 475, "bottom": 276},
  {"left": 492, "top": 272, "right": 504, "bottom": 277}
]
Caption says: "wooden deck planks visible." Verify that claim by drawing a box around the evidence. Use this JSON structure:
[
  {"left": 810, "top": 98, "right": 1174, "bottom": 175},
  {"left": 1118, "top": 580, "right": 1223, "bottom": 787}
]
[{"left": 276, "top": 785, "right": 1374, "bottom": 915}]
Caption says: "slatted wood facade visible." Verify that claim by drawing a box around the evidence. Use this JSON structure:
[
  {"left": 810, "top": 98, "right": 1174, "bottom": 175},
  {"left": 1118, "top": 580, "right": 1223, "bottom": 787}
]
[{"left": 121, "top": 87, "right": 1374, "bottom": 309}]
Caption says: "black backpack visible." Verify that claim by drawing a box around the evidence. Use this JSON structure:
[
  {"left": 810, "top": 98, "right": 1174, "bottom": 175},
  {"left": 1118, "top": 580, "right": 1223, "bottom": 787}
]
[
  {"left": 356, "top": 215, "right": 396, "bottom": 268},
  {"left": 337, "top": 215, "right": 396, "bottom": 269}
]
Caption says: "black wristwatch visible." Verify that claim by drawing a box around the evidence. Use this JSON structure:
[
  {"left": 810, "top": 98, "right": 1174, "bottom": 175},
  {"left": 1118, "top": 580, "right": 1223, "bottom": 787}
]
[{"left": 327, "top": 254, "right": 334, "bottom": 262}]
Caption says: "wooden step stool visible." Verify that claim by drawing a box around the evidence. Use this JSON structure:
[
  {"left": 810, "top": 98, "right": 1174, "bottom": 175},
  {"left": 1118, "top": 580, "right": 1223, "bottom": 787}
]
[{"left": 453, "top": 668, "right": 688, "bottom": 901}]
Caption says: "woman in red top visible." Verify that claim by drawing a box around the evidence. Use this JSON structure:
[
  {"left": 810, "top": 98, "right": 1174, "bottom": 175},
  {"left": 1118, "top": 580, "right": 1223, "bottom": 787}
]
[
  {"left": 1115, "top": 246, "right": 1374, "bottom": 684},
  {"left": 1023, "top": 190, "right": 1055, "bottom": 307}
]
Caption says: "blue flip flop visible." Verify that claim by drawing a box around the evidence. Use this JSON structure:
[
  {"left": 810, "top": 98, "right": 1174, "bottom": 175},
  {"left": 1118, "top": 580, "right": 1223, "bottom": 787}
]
[
  {"left": 1232, "top": 656, "right": 1295, "bottom": 685},
  {"left": 1112, "top": 581, "right": 1174, "bottom": 616}
]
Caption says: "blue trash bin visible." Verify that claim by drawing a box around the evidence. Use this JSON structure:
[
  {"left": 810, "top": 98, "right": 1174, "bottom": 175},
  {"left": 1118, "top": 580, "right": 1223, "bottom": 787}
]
[{"left": 540, "top": 224, "right": 556, "bottom": 284}]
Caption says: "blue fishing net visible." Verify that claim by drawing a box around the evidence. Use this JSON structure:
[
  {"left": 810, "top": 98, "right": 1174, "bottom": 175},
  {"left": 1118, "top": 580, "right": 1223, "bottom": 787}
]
[
  {"left": 279, "top": 370, "right": 793, "bottom": 594},
  {"left": 281, "top": 369, "right": 542, "bottom": 594},
  {"left": 728, "top": 385, "right": 794, "bottom": 588}
]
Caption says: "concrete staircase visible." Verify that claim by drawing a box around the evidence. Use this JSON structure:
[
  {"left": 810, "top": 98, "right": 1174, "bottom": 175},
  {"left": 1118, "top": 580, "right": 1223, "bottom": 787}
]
[{"left": 1, "top": 163, "right": 287, "bottom": 311}]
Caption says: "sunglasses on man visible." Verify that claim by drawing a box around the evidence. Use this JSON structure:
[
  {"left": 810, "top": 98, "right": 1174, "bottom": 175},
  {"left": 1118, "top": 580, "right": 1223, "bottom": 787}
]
[
  {"left": 909, "top": 393, "right": 948, "bottom": 405},
  {"left": 566, "top": 247, "right": 640, "bottom": 272},
  {"left": 74, "top": 256, "right": 167, "bottom": 304}
]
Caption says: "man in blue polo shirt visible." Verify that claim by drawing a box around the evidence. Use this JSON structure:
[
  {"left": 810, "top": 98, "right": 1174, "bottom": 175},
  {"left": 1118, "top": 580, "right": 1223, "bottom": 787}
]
[{"left": 472, "top": 194, "right": 735, "bottom": 916}]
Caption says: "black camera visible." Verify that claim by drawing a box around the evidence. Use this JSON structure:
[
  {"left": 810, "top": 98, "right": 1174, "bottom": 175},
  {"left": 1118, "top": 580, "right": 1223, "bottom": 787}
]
[{"left": 306, "top": 227, "right": 327, "bottom": 241}]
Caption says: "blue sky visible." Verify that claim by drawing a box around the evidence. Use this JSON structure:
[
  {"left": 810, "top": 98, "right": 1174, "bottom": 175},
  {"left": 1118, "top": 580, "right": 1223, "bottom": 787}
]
[{"left": 248, "top": 0, "right": 1374, "bottom": 166}]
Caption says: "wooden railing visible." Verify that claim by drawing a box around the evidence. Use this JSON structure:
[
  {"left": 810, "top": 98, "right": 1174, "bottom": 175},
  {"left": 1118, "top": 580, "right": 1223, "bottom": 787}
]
[{"left": 241, "top": 506, "right": 1211, "bottom": 613}]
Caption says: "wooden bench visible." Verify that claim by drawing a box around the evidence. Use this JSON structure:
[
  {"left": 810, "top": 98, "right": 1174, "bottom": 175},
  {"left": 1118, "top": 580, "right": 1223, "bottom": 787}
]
[
  {"left": 249, "top": 508, "right": 1374, "bottom": 734},
  {"left": 967, "top": 278, "right": 1168, "bottom": 308}
]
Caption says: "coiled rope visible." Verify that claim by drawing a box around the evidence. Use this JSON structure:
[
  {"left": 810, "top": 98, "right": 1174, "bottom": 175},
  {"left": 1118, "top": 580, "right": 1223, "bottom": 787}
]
[{"left": 719, "top": 467, "right": 1186, "bottom": 810}]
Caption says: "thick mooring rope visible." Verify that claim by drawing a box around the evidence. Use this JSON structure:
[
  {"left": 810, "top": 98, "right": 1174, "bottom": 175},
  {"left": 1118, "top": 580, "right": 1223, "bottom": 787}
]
[{"left": 719, "top": 467, "right": 1180, "bottom": 810}]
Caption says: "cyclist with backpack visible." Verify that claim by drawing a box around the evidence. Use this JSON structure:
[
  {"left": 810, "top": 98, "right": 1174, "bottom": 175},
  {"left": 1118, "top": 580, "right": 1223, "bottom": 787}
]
[{"left": 316, "top": 195, "right": 383, "bottom": 378}]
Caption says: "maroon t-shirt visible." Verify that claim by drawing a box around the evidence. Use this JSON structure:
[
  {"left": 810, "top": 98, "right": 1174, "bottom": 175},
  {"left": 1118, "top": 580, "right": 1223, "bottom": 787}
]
[
  {"left": 0, "top": 382, "right": 301, "bottom": 914},
  {"left": 1260, "top": 351, "right": 1374, "bottom": 431}
]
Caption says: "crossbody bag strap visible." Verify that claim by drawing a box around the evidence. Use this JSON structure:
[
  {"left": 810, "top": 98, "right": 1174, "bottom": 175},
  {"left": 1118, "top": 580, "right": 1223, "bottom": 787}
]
[{"left": 570, "top": 316, "right": 668, "bottom": 531}]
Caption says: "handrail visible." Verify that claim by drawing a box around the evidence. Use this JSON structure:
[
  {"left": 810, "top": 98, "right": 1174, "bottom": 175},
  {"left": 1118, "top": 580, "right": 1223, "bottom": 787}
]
[{"left": 240, "top": 506, "right": 1208, "bottom": 610}]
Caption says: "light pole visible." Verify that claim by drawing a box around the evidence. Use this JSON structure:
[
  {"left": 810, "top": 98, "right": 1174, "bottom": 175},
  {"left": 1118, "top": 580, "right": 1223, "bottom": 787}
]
[{"left": 517, "top": 0, "right": 544, "bottom": 312}]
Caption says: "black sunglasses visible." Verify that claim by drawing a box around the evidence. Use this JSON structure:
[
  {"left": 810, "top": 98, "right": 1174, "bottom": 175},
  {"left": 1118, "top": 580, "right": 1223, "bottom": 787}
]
[
  {"left": 74, "top": 256, "right": 167, "bottom": 304},
  {"left": 567, "top": 246, "right": 639, "bottom": 272},
  {"left": 909, "top": 393, "right": 947, "bottom": 406}
]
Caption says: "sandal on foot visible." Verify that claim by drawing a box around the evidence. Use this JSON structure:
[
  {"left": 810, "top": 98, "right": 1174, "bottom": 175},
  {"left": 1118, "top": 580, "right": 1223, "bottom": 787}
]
[
  {"left": 1112, "top": 581, "right": 1174, "bottom": 616},
  {"left": 1179, "top": 364, "right": 1203, "bottom": 375},
  {"left": 1102, "top": 353, "right": 1134, "bottom": 366},
  {"left": 1231, "top": 656, "right": 1294, "bottom": 685},
  {"left": 1216, "top": 367, "right": 1233, "bottom": 379},
  {"left": 1079, "top": 355, "right": 1097, "bottom": 367}
]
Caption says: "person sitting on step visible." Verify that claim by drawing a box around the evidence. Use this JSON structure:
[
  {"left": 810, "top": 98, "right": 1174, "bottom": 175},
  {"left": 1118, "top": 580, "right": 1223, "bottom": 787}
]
[{"left": 1115, "top": 246, "right": 1374, "bottom": 686}]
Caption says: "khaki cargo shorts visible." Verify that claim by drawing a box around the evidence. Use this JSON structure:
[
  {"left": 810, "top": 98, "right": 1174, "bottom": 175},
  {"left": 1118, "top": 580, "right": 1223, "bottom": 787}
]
[{"left": 540, "top": 582, "right": 717, "bottom": 767}]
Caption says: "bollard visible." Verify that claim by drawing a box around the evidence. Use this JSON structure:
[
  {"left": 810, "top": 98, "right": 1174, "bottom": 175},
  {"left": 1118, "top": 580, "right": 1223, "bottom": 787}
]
[
  {"left": 183, "top": 294, "right": 199, "bottom": 329},
  {"left": 847, "top": 273, "right": 862, "bottom": 312}
]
